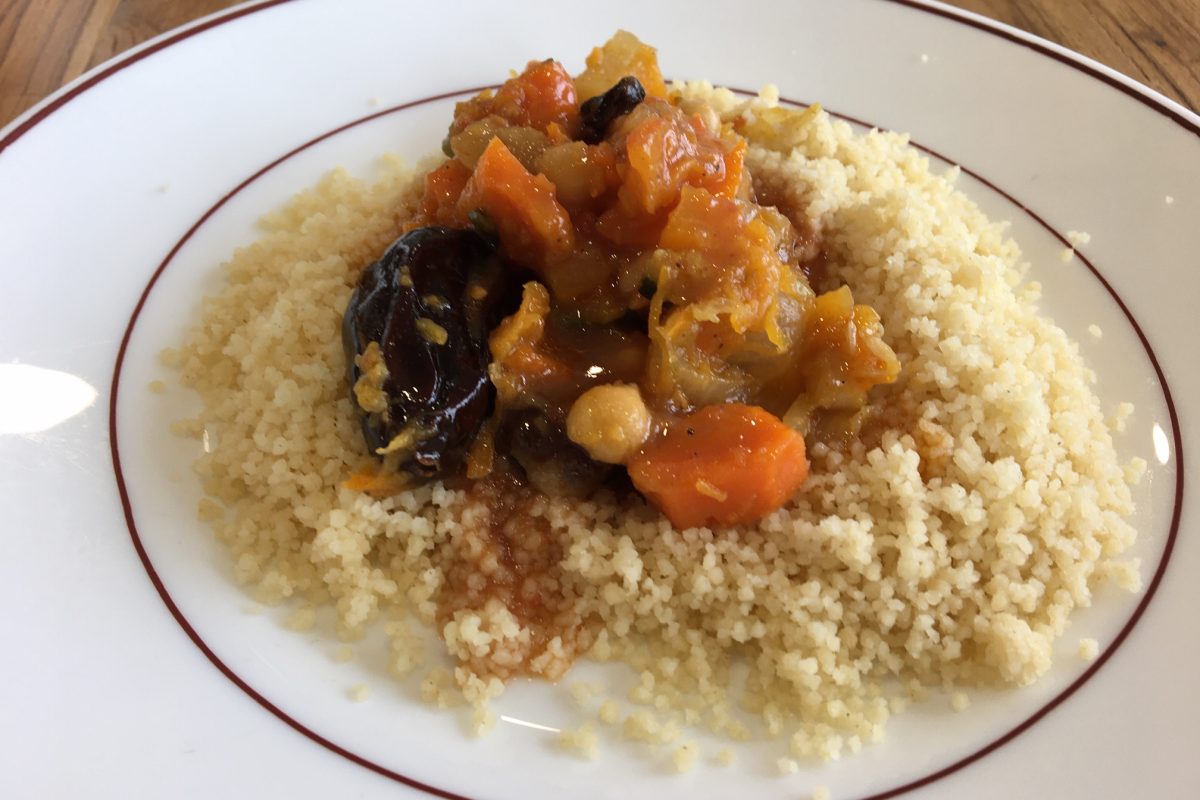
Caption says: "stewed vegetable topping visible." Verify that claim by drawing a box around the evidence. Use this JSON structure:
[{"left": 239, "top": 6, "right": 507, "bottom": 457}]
[{"left": 343, "top": 31, "right": 900, "bottom": 527}]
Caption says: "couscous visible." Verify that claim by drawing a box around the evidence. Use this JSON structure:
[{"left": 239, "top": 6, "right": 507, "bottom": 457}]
[{"left": 165, "top": 32, "right": 1143, "bottom": 763}]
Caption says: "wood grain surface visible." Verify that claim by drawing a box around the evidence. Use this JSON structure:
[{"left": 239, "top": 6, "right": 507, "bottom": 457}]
[{"left": 1, "top": 0, "right": 1198, "bottom": 128}]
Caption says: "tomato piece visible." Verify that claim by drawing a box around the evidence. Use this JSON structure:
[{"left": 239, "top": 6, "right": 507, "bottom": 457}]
[
  {"left": 501, "top": 59, "right": 580, "bottom": 133},
  {"left": 453, "top": 59, "right": 580, "bottom": 137}
]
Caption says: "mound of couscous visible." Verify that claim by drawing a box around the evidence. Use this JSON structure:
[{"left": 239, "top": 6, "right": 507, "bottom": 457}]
[{"left": 164, "top": 34, "right": 1143, "bottom": 766}]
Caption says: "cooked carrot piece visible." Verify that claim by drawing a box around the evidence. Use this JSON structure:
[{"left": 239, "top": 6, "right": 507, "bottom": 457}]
[
  {"left": 628, "top": 403, "right": 809, "bottom": 529},
  {"left": 610, "top": 108, "right": 738, "bottom": 223},
  {"left": 620, "top": 116, "right": 679, "bottom": 215},
  {"left": 457, "top": 138, "right": 575, "bottom": 271},
  {"left": 620, "top": 115, "right": 724, "bottom": 215},
  {"left": 344, "top": 462, "right": 411, "bottom": 496},
  {"left": 708, "top": 137, "right": 746, "bottom": 200},
  {"left": 419, "top": 159, "right": 472, "bottom": 225}
]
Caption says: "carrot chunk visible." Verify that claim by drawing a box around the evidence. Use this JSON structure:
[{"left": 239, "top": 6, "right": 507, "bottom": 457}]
[
  {"left": 628, "top": 403, "right": 809, "bottom": 529},
  {"left": 457, "top": 137, "right": 575, "bottom": 271},
  {"left": 418, "top": 159, "right": 471, "bottom": 225},
  {"left": 708, "top": 137, "right": 746, "bottom": 200},
  {"left": 344, "top": 462, "right": 411, "bottom": 496},
  {"left": 620, "top": 114, "right": 727, "bottom": 216}
]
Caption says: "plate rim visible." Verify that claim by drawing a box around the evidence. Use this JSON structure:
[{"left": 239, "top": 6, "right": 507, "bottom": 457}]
[
  {"left": 108, "top": 90, "right": 1186, "bottom": 800},
  {"left": 1, "top": 0, "right": 1197, "bottom": 156},
  {"left": 4, "top": 0, "right": 1194, "bottom": 797}
]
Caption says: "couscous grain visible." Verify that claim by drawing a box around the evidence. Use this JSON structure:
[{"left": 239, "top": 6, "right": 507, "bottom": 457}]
[{"left": 1078, "top": 637, "right": 1100, "bottom": 661}]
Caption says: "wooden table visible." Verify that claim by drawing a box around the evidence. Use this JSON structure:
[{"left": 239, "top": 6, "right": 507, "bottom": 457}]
[{"left": 1, "top": 0, "right": 1198, "bottom": 128}]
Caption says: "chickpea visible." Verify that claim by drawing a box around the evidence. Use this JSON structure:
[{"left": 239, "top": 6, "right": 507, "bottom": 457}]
[{"left": 566, "top": 383, "right": 652, "bottom": 465}]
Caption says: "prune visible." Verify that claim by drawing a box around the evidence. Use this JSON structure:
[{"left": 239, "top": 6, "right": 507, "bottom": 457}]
[
  {"left": 342, "top": 227, "right": 506, "bottom": 482},
  {"left": 579, "top": 76, "right": 646, "bottom": 144}
]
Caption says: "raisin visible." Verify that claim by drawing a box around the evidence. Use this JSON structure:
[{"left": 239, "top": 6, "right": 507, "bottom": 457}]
[{"left": 579, "top": 76, "right": 646, "bottom": 144}]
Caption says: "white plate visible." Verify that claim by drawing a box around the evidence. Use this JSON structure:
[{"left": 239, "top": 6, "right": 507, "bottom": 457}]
[{"left": 2, "top": 1, "right": 1197, "bottom": 798}]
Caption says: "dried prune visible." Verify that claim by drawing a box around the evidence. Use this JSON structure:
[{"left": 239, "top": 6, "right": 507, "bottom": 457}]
[
  {"left": 579, "top": 76, "right": 646, "bottom": 144},
  {"left": 343, "top": 227, "right": 506, "bottom": 482}
]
